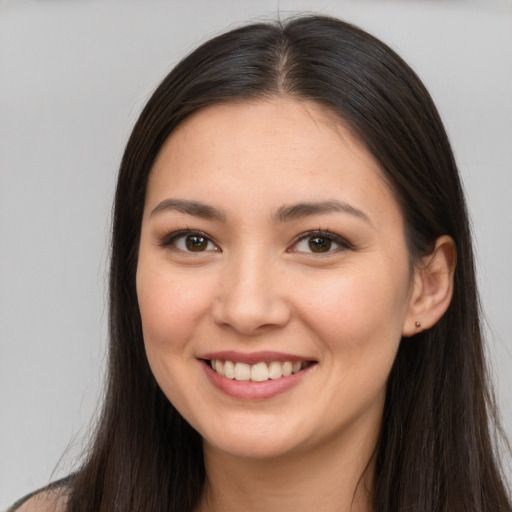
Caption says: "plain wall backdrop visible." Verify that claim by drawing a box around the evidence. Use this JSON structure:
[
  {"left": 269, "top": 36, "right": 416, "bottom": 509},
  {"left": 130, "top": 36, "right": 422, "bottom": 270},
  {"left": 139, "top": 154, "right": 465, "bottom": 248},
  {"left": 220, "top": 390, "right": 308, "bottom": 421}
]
[{"left": 1, "top": 0, "right": 511, "bottom": 507}]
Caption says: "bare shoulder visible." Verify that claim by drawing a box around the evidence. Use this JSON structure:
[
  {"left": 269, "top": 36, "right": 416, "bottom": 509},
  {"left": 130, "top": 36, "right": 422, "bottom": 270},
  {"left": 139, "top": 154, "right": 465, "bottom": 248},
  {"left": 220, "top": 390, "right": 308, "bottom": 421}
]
[{"left": 10, "top": 486, "right": 69, "bottom": 512}]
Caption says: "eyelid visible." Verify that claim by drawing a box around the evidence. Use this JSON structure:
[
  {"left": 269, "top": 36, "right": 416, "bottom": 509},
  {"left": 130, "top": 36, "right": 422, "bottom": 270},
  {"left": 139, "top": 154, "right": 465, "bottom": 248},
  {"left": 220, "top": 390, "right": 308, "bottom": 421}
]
[
  {"left": 288, "top": 230, "right": 353, "bottom": 254},
  {"left": 159, "top": 229, "right": 220, "bottom": 252}
]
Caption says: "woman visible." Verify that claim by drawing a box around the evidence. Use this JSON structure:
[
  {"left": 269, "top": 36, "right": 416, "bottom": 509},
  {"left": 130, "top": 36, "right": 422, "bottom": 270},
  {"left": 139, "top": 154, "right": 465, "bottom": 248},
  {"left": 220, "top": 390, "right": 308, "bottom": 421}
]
[{"left": 13, "top": 14, "right": 511, "bottom": 512}]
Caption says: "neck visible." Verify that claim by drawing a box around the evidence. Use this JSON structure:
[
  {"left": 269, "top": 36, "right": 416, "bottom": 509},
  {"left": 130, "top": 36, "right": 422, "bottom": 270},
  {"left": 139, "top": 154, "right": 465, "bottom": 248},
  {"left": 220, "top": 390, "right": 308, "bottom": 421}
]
[{"left": 196, "top": 424, "right": 377, "bottom": 512}]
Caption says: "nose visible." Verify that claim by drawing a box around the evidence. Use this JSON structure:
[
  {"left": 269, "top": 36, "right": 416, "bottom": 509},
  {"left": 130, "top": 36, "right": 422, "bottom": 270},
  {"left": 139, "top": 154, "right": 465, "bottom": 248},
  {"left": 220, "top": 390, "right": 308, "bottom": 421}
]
[{"left": 212, "top": 251, "right": 291, "bottom": 336}]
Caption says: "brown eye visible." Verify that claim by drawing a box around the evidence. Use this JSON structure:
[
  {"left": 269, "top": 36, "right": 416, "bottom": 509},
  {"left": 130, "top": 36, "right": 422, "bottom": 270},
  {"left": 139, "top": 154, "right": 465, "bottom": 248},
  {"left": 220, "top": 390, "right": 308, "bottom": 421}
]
[
  {"left": 290, "top": 230, "right": 351, "bottom": 255},
  {"left": 308, "top": 236, "right": 332, "bottom": 253},
  {"left": 163, "top": 230, "right": 219, "bottom": 253},
  {"left": 185, "top": 235, "right": 209, "bottom": 251}
]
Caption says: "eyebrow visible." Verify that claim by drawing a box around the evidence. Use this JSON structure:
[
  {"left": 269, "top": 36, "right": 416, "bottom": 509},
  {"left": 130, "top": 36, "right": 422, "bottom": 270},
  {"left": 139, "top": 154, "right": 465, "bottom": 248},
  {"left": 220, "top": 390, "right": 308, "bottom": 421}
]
[
  {"left": 150, "top": 198, "right": 372, "bottom": 226},
  {"left": 272, "top": 200, "right": 372, "bottom": 225},
  {"left": 150, "top": 199, "right": 227, "bottom": 221}
]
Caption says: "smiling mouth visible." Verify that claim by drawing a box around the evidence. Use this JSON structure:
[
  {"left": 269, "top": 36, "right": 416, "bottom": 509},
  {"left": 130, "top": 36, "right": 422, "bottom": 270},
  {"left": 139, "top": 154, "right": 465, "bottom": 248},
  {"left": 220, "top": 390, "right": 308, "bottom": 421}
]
[{"left": 208, "top": 359, "right": 315, "bottom": 382}]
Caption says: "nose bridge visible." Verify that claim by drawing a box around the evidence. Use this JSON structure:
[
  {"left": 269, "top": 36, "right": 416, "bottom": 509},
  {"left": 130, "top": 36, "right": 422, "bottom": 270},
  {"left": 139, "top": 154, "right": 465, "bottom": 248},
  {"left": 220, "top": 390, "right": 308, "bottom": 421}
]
[{"left": 212, "top": 245, "right": 290, "bottom": 334}]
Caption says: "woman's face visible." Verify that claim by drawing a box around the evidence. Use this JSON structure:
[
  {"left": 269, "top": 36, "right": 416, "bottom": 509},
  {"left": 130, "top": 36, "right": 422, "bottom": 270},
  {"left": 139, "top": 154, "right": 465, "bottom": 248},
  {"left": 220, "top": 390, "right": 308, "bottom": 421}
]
[{"left": 137, "top": 98, "right": 418, "bottom": 460}]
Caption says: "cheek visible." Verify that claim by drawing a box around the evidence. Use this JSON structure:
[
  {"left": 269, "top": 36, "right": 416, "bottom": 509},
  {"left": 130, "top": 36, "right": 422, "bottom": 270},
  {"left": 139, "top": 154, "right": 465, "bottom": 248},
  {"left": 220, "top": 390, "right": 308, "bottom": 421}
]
[
  {"left": 136, "top": 265, "right": 217, "bottom": 368},
  {"left": 297, "top": 268, "right": 410, "bottom": 421},
  {"left": 296, "top": 265, "right": 410, "bottom": 357},
  {"left": 136, "top": 265, "right": 216, "bottom": 410}
]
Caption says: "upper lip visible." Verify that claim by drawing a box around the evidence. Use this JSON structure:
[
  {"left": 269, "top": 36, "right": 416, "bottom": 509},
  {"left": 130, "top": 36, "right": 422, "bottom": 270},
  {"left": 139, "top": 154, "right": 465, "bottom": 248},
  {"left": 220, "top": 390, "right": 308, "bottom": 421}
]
[{"left": 199, "top": 350, "right": 316, "bottom": 365}]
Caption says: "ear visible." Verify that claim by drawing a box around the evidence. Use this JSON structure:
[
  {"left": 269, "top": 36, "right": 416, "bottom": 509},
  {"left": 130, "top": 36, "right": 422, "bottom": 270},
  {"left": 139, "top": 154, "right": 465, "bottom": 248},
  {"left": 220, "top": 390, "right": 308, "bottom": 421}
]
[{"left": 402, "top": 235, "right": 456, "bottom": 337}]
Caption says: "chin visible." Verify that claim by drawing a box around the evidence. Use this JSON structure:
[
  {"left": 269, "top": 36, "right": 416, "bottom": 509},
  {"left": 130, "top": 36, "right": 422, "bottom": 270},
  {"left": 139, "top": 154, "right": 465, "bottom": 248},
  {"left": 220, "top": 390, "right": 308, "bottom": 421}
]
[
  {"left": 197, "top": 414, "right": 310, "bottom": 461},
  {"left": 204, "top": 433, "right": 303, "bottom": 461}
]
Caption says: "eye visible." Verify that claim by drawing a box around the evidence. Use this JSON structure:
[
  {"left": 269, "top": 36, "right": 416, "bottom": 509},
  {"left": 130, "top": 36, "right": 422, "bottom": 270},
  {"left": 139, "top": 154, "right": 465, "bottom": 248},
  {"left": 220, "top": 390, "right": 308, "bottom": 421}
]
[
  {"left": 161, "top": 230, "right": 219, "bottom": 253},
  {"left": 290, "top": 230, "right": 351, "bottom": 255}
]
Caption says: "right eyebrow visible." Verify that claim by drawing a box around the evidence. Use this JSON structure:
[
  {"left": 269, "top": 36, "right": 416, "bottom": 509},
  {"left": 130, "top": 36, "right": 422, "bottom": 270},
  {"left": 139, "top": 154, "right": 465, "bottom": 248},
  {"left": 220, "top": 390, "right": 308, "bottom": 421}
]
[
  {"left": 150, "top": 199, "right": 227, "bottom": 222},
  {"left": 272, "top": 200, "right": 373, "bottom": 226}
]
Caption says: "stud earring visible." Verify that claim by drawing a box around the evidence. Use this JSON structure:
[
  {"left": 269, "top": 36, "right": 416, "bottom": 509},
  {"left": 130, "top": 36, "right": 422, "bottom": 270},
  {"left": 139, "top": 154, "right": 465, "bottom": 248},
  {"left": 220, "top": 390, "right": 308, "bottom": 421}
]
[{"left": 415, "top": 321, "right": 422, "bottom": 328}]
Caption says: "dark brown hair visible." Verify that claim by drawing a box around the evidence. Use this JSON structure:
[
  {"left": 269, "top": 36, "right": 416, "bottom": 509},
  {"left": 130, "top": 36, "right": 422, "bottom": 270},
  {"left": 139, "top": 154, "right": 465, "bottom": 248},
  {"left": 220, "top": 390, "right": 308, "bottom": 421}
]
[{"left": 65, "top": 15, "right": 510, "bottom": 511}]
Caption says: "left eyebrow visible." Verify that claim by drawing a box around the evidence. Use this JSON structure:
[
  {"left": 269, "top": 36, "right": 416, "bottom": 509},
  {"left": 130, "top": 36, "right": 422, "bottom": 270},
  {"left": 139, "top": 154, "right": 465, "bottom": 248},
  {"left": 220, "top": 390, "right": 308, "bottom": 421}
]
[
  {"left": 272, "top": 200, "right": 373, "bottom": 226},
  {"left": 150, "top": 198, "right": 227, "bottom": 221}
]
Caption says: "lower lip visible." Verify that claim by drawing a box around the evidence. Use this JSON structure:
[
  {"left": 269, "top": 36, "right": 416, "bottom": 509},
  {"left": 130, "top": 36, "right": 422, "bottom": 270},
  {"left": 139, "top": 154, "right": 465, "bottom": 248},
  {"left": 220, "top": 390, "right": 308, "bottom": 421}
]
[{"left": 201, "top": 360, "right": 315, "bottom": 400}]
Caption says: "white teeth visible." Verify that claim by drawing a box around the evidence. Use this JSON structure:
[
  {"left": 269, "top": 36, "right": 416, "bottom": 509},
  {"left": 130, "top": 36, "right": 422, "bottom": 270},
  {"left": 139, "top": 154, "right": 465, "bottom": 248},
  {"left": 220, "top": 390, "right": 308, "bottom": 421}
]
[
  {"left": 224, "top": 360, "right": 235, "bottom": 379},
  {"left": 210, "top": 359, "right": 308, "bottom": 382},
  {"left": 268, "top": 361, "right": 283, "bottom": 379},
  {"left": 282, "top": 361, "right": 292, "bottom": 377},
  {"left": 234, "top": 362, "right": 251, "bottom": 381},
  {"left": 214, "top": 360, "right": 224, "bottom": 376},
  {"left": 251, "top": 362, "right": 269, "bottom": 382}
]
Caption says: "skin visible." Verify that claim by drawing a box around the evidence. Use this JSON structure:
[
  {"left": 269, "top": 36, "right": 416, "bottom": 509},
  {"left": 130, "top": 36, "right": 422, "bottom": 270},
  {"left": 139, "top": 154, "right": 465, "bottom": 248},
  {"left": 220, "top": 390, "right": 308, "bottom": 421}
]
[
  {"left": 15, "top": 490, "right": 68, "bottom": 512},
  {"left": 136, "top": 98, "right": 455, "bottom": 512}
]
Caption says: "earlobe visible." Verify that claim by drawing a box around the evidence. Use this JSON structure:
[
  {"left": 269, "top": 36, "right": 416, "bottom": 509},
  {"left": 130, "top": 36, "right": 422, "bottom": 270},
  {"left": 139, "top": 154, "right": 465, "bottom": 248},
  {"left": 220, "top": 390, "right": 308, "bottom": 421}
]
[{"left": 402, "top": 235, "right": 456, "bottom": 337}]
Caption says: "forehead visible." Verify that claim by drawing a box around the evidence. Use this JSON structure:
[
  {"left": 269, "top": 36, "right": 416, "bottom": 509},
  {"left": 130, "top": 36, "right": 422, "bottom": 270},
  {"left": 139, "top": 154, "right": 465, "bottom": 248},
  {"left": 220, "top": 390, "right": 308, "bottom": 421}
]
[
  {"left": 146, "top": 98, "right": 402, "bottom": 230},
  {"left": 155, "top": 98, "right": 370, "bottom": 163}
]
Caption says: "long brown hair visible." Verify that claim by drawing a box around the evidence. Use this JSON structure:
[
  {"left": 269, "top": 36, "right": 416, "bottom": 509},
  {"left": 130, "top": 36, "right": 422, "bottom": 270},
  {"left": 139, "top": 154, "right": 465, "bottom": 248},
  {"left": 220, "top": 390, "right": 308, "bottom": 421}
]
[{"left": 67, "top": 15, "right": 511, "bottom": 511}]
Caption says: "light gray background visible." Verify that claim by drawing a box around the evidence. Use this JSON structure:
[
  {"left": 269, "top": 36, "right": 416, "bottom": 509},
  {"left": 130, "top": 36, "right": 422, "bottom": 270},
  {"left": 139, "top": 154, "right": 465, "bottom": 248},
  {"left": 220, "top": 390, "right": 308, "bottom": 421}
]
[{"left": 1, "top": 0, "right": 511, "bottom": 507}]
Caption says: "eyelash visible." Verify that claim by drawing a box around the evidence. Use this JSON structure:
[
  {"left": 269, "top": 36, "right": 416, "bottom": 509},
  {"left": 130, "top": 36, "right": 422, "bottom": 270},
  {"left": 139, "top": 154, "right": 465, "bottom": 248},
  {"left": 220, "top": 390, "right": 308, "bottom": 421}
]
[
  {"left": 159, "top": 229, "right": 353, "bottom": 255},
  {"left": 159, "top": 229, "right": 219, "bottom": 252},
  {"left": 290, "top": 230, "right": 353, "bottom": 255}
]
